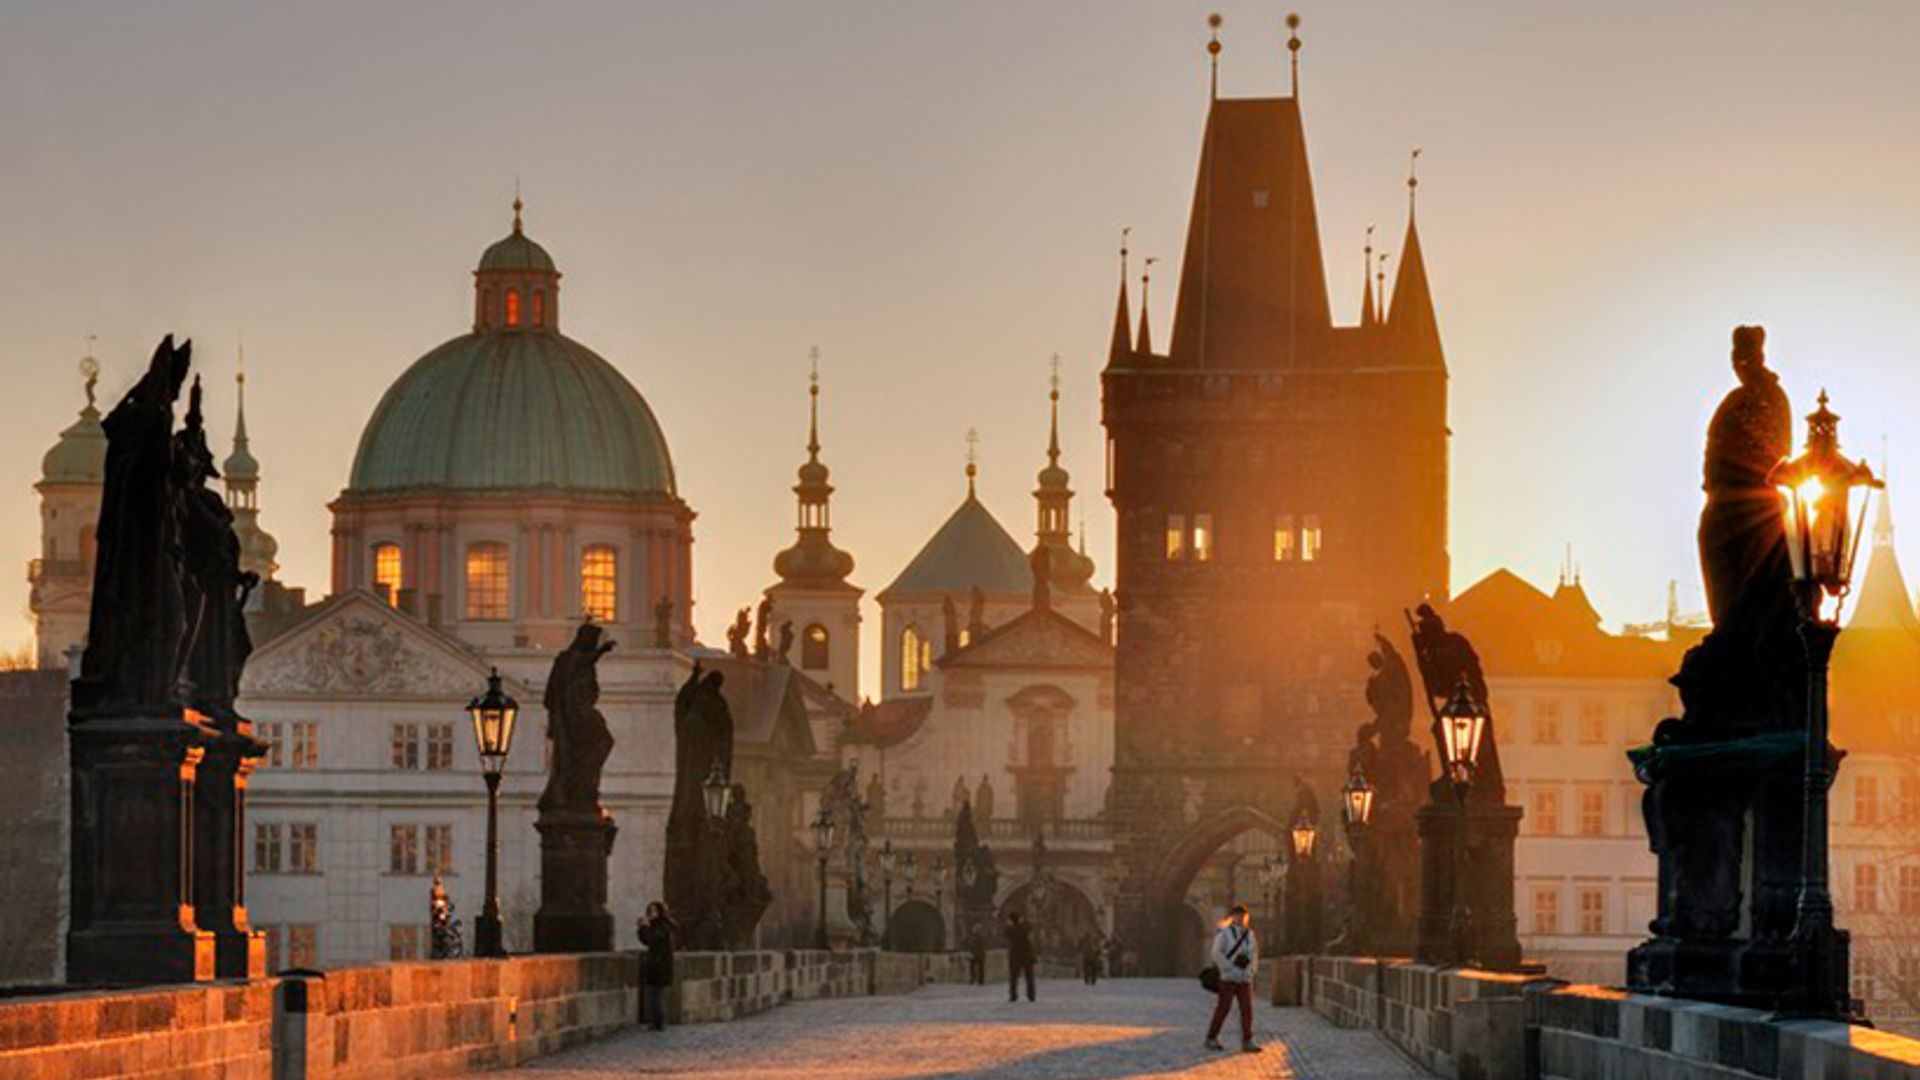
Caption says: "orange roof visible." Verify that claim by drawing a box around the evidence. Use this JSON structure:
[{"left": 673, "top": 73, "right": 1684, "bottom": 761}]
[{"left": 1444, "top": 569, "right": 1684, "bottom": 680}]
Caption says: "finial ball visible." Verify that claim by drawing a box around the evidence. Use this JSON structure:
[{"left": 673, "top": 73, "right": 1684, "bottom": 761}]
[
  {"left": 79, "top": 355, "right": 99, "bottom": 381},
  {"left": 1208, "top": 40, "right": 1221, "bottom": 55},
  {"left": 1287, "top": 12, "right": 1301, "bottom": 30},
  {"left": 1208, "top": 12, "right": 1223, "bottom": 29}
]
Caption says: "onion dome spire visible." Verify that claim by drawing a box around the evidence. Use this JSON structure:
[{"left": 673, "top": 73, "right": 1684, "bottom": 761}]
[
  {"left": 774, "top": 347, "right": 855, "bottom": 588},
  {"left": 1031, "top": 358, "right": 1095, "bottom": 595},
  {"left": 224, "top": 344, "right": 279, "bottom": 581}
]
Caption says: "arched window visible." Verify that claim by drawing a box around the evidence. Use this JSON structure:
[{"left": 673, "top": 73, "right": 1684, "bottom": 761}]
[
  {"left": 580, "top": 545, "right": 618, "bottom": 622},
  {"left": 373, "top": 543, "right": 403, "bottom": 606},
  {"left": 532, "top": 290, "right": 546, "bottom": 328},
  {"left": 901, "top": 624, "right": 928, "bottom": 692},
  {"left": 465, "top": 542, "right": 510, "bottom": 620},
  {"left": 505, "top": 289, "right": 521, "bottom": 327},
  {"left": 802, "top": 623, "right": 830, "bottom": 670}
]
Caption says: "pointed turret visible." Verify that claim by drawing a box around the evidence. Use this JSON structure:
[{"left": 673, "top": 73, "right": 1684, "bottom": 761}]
[
  {"left": 224, "top": 353, "right": 280, "bottom": 582},
  {"left": 773, "top": 349, "right": 855, "bottom": 590},
  {"left": 1032, "top": 359, "right": 1095, "bottom": 598},
  {"left": 1108, "top": 235, "right": 1133, "bottom": 365},
  {"left": 1388, "top": 155, "right": 1445, "bottom": 370},
  {"left": 1137, "top": 263, "right": 1156, "bottom": 355},
  {"left": 1851, "top": 486, "right": 1917, "bottom": 632},
  {"left": 1359, "top": 227, "right": 1378, "bottom": 327}
]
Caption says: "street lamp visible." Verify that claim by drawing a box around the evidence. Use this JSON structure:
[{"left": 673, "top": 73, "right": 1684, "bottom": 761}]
[
  {"left": 467, "top": 668, "right": 519, "bottom": 958},
  {"left": 702, "top": 761, "right": 732, "bottom": 825},
  {"left": 1342, "top": 767, "right": 1376, "bottom": 833},
  {"left": 1340, "top": 766, "right": 1376, "bottom": 954},
  {"left": 879, "top": 840, "right": 897, "bottom": 950},
  {"left": 1436, "top": 677, "right": 1488, "bottom": 965},
  {"left": 1770, "top": 390, "right": 1877, "bottom": 1020},
  {"left": 1289, "top": 815, "right": 1319, "bottom": 862},
  {"left": 812, "top": 806, "right": 837, "bottom": 950}
]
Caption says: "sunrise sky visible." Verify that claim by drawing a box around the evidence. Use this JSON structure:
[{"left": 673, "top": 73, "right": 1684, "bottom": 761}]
[{"left": 6, "top": 1, "right": 1920, "bottom": 696}]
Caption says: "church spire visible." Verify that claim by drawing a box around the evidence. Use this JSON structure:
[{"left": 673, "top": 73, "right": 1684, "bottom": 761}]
[
  {"left": 1108, "top": 229, "right": 1133, "bottom": 365},
  {"left": 1388, "top": 149, "right": 1444, "bottom": 370},
  {"left": 1849, "top": 477, "right": 1916, "bottom": 631},
  {"left": 1137, "top": 258, "right": 1157, "bottom": 355},
  {"left": 223, "top": 344, "right": 279, "bottom": 581},
  {"left": 1360, "top": 225, "right": 1377, "bottom": 327},
  {"left": 773, "top": 346, "right": 855, "bottom": 589},
  {"left": 1032, "top": 359, "right": 1094, "bottom": 595}
]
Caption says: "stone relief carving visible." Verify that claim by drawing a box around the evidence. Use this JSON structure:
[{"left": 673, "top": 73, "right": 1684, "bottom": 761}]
[{"left": 244, "top": 616, "right": 476, "bottom": 697}]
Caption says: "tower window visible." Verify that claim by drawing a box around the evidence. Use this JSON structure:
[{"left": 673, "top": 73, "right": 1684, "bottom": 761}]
[
  {"left": 1192, "top": 514, "right": 1214, "bottom": 562},
  {"left": 1273, "top": 515, "right": 1296, "bottom": 561},
  {"left": 532, "top": 289, "right": 546, "bottom": 328},
  {"left": 901, "top": 623, "right": 929, "bottom": 691},
  {"left": 802, "top": 623, "right": 830, "bottom": 670},
  {"left": 373, "top": 543, "right": 403, "bottom": 606},
  {"left": 1302, "top": 515, "right": 1323, "bottom": 562},
  {"left": 505, "top": 289, "right": 521, "bottom": 327},
  {"left": 580, "top": 545, "right": 618, "bottom": 622},
  {"left": 1165, "top": 514, "right": 1186, "bottom": 561},
  {"left": 465, "top": 542, "right": 510, "bottom": 620}
]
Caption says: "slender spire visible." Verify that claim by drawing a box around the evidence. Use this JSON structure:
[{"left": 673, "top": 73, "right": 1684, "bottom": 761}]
[
  {"left": 1207, "top": 13, "right": 1222, "bottom": 101},
  {"left": 1360, "top": 225, "right": 1377, "bottom": 327},
  {"left": 965, "top": 428, "right": 979, "bottom": 498},
  {"left": 774, "top": 345, "right": 855, "bottom": 588},
  {"left": 234, "top": 341, "right": 250, "bottom": 444},
  {"left": 1389, "top": 149, "right": 1444, "bottom": 369},
  {"left": 1286, "top": 12, "right": 1302, "bottom": 99},
  {"left": 1138, "top": 257, "right": 1157, "bottom": 354},
  {"left": 1046, "top": 354, "right": 1063, "bottom": 467},
  {"left": 1109, "top": 228, "right": 1133, "bottom": 363},
  {"left": 511, "top": 191, "right": 524, "bottom": 235},
  {"left": 1376, "top": 252, "right": 1390, "bottom": 322},
  {"left": 1407, "top": 148, "right": 1421, "bottom": 219},
  {"left": 807, "top": 345, "right": 822, "bottom": 461},
  {"left": 79, "top": 340, "right": 99, "bottom": 415}
]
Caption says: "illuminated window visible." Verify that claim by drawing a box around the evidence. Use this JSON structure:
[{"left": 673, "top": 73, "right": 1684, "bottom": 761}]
[
  {"left": 426, "top": 824, "right": 454, "bottom": 875},
  {"left": 1856, "top": 863, "right": 1881, "bottom": 914},
  {"left": 290, "top": 721, "right": 318, "bottom": 770},
  {"left": 1576, "top": 787, "right": 1606, "bottom": 837},
  {"left": 1856, "top": 775, "right": 1880, "bottom": 825},
  {"left": 1273, "top": 515, "right": 1296, "bottom": 562},
  {"left": 258, "top": 722, "right": 284, "bottom": 768},
  {"left": 1531, "top": 886, "right": 1560, "bottom": 934},
  {"left": 390, "top": 824, "right": 419, "bottom": 875},
  {"left": 373, "top": 543, "right": 403, "bottom": 606},
  {"left": 532, "top": 290, "right": 546, "bottom": 328},
  {"left": 1165, "top": 514, "right": 1186, "bottom": 561},
  {"left": 425, "top": 723, "right": 454, "bottom": 771},
  {"left": 389, "top": 924, "right": 423, "bottom": 962},
  {"left": 1901, "top": 866, "right": 1920, "bottom": 916},
  {"left": 465, "top": 542, "right": 510, "bottom": 620},
  {"left": 1531, "top": 788, "right": 1561, "bottom": 836},
  {"left": 1576, "top": 887, "right": 1606, "bottom": 934},
  {"left": 580, "top": 545, "right": 618, "bottom": 622},
  {"left": 802, "top": 624, "right": 830, "bottom": 670},
  {"left": 1577, "top": 702, "right": 1607, "bottom": 745},
  {"left": 1535, "top": 701, "right": 1562, "bottom": 745},
  {"left": 505, "top": 289, "right": 521, "bottom": 327},
  {"left": 391, "top": 724, "right": 420, "bottom": 771},
  {"left": 287, "top": 926, "right": 317, "bottom": 969},
  {"left": 254, "top": 823, "right": 283, "bottom": 873},
  {"left": 1192, "top": 514, "right": 1214, "bottom": 562},
  {"left": 1301, "top": 515, "right": 1322, "bottom": 562},
  {"left": 288, "top": 823, "right": 319, "bottom": 874},
  {"left": 901, "top": 624, "right": 928, "bottom": 691}
]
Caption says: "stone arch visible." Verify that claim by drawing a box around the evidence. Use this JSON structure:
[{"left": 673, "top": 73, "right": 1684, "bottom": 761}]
[
  {"left": 998, "top": 877, "right": 1100, "bottom": 960},
  {"left": 887, "top": 899, "right": 945, "bottom": 953},
  {"left": 1144, "top": 805, "right": 1288, "bottom": 972}
]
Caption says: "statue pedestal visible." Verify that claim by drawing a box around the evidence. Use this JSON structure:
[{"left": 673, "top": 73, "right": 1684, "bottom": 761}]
[
  {"left": 533, "top": 811, "right": 617, "bottom": 953},
  {"left": 68, "top": 710, "right": 218, "bottom": 985},
  {"left": 1415, "top": 800, "right": 1523, "bottom": 971},
  {"left": 193, "top": 719, "right": 267, "bottom": 979}
]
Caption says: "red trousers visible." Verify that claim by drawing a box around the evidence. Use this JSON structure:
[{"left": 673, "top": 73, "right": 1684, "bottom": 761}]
[{"left": 1207, "top": 980, "right": 1254, "bottom": 1042}]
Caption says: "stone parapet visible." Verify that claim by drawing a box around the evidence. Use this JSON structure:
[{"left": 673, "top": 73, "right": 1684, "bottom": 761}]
[{"left": 0, "top": 980, "right": 274, "bottom": 1080}]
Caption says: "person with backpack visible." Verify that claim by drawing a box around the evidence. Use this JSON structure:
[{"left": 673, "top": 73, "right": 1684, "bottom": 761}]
[
  {"left": 1006, "top": 912, "right": 1037, "bottom": 1002},
  {"left": 1203, "top": 904, "right": 1260, "bottom": 1052}
]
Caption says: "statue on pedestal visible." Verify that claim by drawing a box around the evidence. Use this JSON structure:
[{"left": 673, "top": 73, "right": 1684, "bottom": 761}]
[
  {"left": 533, "top": 622, "right": 619, "bottom": 952},
  {"left": 174, "top": 379, "right": 257, "bottom": 723},
  {"left": 717, "top": 784, "right": 772, "bottom": 949},
  {"left": 943, "top": 595, "right": 962, "bottom": 655},
  {"left": 726, "top": 608, "right": 751, "bottom": 658},
  {"left": 1332, "top": 632, "right": 1426, "bottom": 956},
  {"left": 666, "top": 664, "right": 734, "bottom": 949},
  {"left": 430, "top": 876, "right": 465, "bottom": 959}
]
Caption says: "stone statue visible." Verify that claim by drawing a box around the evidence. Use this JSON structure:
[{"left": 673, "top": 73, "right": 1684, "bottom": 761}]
[
  {"left": 430, "top": 875, "right": 464, "bottom": 959},
  {"left": 1098, "top": 588, "right": 1115, "bottom": 646},
  {"left": 174, "top": 378, "right": 257, "bottom": 722},
  {"left": 776, "top": 620, "right": 795, "bottom": 665},
  {"left": 942, "top": 595, "right": 961, "bottom": 655},
  {"left": 975, "top": 773, "right": 996, "bottom": 821},
  {"left": 753, "top": 597, "right": 774, "bottom": 661},
  {"left": 951, "top": 775, "right": 969, "bottom": 817},
  {"left": 74, "top": 336, "right": 193, "bottom": 715},
  {"left": 717, "top": 783, "right": 772, "bottom": 949},
  {"left": 665, "top": 663, "right": 734, "bottom": 948},
  {"left": 653, "top": 595, "right": 674, "bottom": 649},
  {"left": 726, "top": 608, "right": 751, "bottom": 658},
  {"left": 912, "top": 776, "right": 928, "bottom": 820},
  {"left": 538, "top": 622, "right": 616, "bottom": 815},
  {"left": 865, "top": 770, "right": 887, "bottom": 821},
  {"left": 967, "top": 586, "right": 989, "bottom": 641},
  {"left": 1406, "top": 602, "right": 1505, "bottom": 801},
  {"left": 1332, "top": 632, "right": 1427, "bottom": 955},
  {"left": 954, "top": 800, "right": 1001, "bottom": 913}
]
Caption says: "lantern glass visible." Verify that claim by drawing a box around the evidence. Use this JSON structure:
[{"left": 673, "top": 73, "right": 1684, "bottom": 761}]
[
  {"left": 702, "top": 761, "right": 730, "bottom": 822},
  {"left": 1290, "top": 818, "right": 1318, "bottom": 860},
  {"left": 961, "top": 859, "right": 978, "bottom": 887},
  {"left": 1438, "top": 679, "right": 1488, "bottom": 787},
  {"left": 466, "top": 668, "right": 519, "bottom": 776},
  {"left": 1342, "top": 769, "right": 1376, "bottom": 828},
  {"left": 812, "top": 807, "right": 836, "bottom": 854},
  {"left": 1771, "top": 392, "right": 1878, "bottom": 612}
]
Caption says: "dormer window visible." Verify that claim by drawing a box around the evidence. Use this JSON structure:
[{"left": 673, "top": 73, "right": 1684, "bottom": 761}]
[{"left": 505, "top": 290, "right": 522, "bottom": 327}]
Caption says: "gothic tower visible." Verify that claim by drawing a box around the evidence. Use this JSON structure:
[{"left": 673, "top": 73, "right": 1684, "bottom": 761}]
[
  {"left": 1102, "top": 25, "right": 1449, "bottom": 970},
  {"left": 765, "top": 352, "right": 862, "bottom": 699}
]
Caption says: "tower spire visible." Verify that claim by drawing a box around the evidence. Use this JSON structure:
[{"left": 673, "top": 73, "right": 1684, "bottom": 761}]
[
  {"left": 1286, "top": 12, "right": 1302, "bottom": 98},
  {"left": 1407, "top": 148, "right": 1421, "bottom": 219},
  {"left": 1109, "top": 228, "right": 1134, "bottom": 363},
  {"left": 1376, "top": 252, "right": 1390, "bottom": 321},
  {"left": 1360, "top": 225, "right": 1377, "bottom": 327},
  {"left": 1389, "top": 148, "right": 1444, "bottom": 370},
  {"left": 1207, "top": 13, "right": 1222, "bottom": 101},
  {"left": 807, "top": 345, "right": 822, "bottom": 461},
  {"left": 1138, "top": 257, "right": 1157, "bottom": 354},
  {"left": 1047, "top": 354, "right": 1063, "bottom": 467},
  {"left": 511, "top": 186, "right": 524, "bottom": 235},
  {"left": 965, "top": 428, "right": 979, "bottom": 498},
  {"left": 773, "top": 345, "right": 855, "bottom": 590}
]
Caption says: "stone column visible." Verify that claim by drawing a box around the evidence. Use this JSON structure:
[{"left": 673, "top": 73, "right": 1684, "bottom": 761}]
[
  {"left": 192, "top": 717, "right": 268, "bottom": 979},
  {"left": 68, "top": 710, "right": 218, "bottom": 984},
  {"left": 533, "top": 811, "right": 618, "bottom": 953}
]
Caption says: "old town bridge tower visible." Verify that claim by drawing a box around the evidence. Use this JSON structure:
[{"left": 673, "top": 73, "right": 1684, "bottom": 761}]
[{"left": 1102, "top": 30, "right": 1449, "bottom": 971}]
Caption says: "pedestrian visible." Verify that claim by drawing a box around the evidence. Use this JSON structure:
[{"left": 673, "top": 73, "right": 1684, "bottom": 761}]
[
  {"left": 1105, "top": 935, "right": 1125, "bottom": 978},
  {"left": 1204, "top": 904, "right": 1260, "bottom": 1053},
  {"left": 966, "top": 925, "right": 987, "bottom": 986},
  {"left": 637, "top": 900, "right": 677, "bottom": 1032},
  {"left": 1081, "top": 932, "right": 1102, "bottom": 986},
  {"left": 1006, "top": 912, "right": 1036, "bottom": 1003}
]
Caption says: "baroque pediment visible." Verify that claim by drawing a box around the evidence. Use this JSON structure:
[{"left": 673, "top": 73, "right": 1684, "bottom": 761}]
[
  {"left": 939, "top": 609, "right": 1114, "bottom": 672},
  {"left": 241, "top": 592, "right": 489, "bottom": 699}
]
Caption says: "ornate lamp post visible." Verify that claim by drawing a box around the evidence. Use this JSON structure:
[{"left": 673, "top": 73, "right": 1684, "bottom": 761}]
[
  {"left": 1436, "top": 678, "right": 1489, "bottom": 965},
  {"left": 1290, "top": 815, "right": 1319, "bottom": 862},
  {"left": 879, "top": 840, "right": 897, "bottom": 949},
  {"left": 467, "top": 668, "right": 519, "bottom": 958},
  {"left": 812, "top": 806, "right": 837, "bottom": 950},
  {"left": 1340, "top": 766, "right": 1375, "bottom": 950},
  {"left": 1771, "top": 391, "right": 1877, "bottom": 1020},
  {"left": 1260, "top": 855, "right": 1282, "bottom": 950},
  {"left": 1286, "top": 815, "right": 1319, "bottom": 953}
]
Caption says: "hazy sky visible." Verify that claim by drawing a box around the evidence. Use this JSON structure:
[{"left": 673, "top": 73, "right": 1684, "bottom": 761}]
[{"left": 6, "top": 2, "right": 1920, "bottom": 696}]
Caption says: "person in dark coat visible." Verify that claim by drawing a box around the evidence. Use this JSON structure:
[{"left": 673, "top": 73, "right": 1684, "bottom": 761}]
[
  {"left": 1006, "top": 912, "right": 1036, "bottom": 1003},
  {"left": 1080, "top": 932, "right": 1103, "bottom": 985},
  {"left": 637, "top": 901, "right": 677, "bottom": 1031},
  {"left": 966, "top": 925, "right": 987, "bottom": 985}
]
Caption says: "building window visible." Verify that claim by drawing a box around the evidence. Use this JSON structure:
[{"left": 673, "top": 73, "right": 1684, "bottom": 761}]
[
  {"left": 901, "top": 624, "right": 928, "bottom": 692},
  {"left": 1856, "top": 863, "right": 1881, "bottom": 914},
  {"left": 1576, "top": 787, "right": 1606, "bottom": 837},
  {"left": 1576, "top": 887, "right": 1607, "bottom": 934},
  {"left": 1273, "top": 515, "right": 1296, "bottom": 562},
  {"left": 261, "top": 925, "right": 284, "bottom": 973},
  {"left": 426, "top": 824, "right": 454, "bottom": 876},
  {"left": 1577, "top": 702, "right": 1607, "bottom": 745},
  {"left": 1027, "top": 719, "right": 1055, "bottom": 767},
  {"left": 1534, "top": 701, "right": 1562, "bottom": 745},
  {"left": 1192, "top": 514, "right": 1214, "bottom": 562},
  {"left": 580, "top": 545, "right": 618, "bottom": 622},
  {"left": 390, "top": 825, "right": 420, "bottom": 875},
  {"left": 290, "top": 721, "right": 318, "bottom": 770},
  {"left": 288, "top": 823, "right": 319, "bottom": 874},
  {"left": 254, "top": 823, "right": 283, "bottom": 873},
  {"left": 465, "top": 542, "right": 510, "bottom": 620},
  {"left": 391, "top": 723, "right": 420, "bottom": 770},
  {"left": 1900, "top": 866, "right": 1920, "bottom": 916},
  {"left": 1900, "top": 776, "right": 1920, "bottom": 824},
  {"left": 1532, "top": 887, "right": 1561, "bottom": 934},
  {"left": 506, "top": 289, "right": 521, "bottom": 327},
  {"left": 802, "top": 624, "right": 830, "bottom": 671},
  {"left": 287, "top": 926, "right": 318, "bottom": 970},
  {"left": 373, "top": 543, "right": 403, "bottom": 606},
  {"left": 426, "top": 723, "right": 455, "bottom": 771},
  {"left": 259, "top": 722, "right": 284, "bottom": 768},
  {"left": 389, "top": 924, "right": 424, "bottom": 962},
  {"left": 532, "top": 290, "right": 546, "bottom": 329},
  {"left": 1165, "top": 514, "right": 1187, "bottom": 561},
  {"left": 1856, "top": 775, "right": 1880, "bottom": 825},
  {"left": 1301, "top": 515, "right": 1322, "bottom": 562},
  {"left": 1531, "top": 788, "right": 1561, "bottom": 836}
]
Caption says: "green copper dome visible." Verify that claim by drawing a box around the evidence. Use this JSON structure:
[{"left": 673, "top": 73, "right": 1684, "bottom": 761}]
[
  {"left": 478, "top": 231, "right": 555, "bottom": 274},
  {"left": 346, "top": 331, "right": 677, "bottom": 499},
  {"left": 41, "top": 370, "right": 104, "bottom": 484}
]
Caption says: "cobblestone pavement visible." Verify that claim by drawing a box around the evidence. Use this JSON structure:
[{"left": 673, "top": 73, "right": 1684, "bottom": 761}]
[{"left": 474, "top": 978, "right": 1427, "bottom": 1079}]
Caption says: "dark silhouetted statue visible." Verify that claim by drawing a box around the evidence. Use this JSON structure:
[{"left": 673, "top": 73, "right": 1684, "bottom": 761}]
[
  {"left": 533, "top": 621, "right": 619, "bottom": 952},
  {"left": 717, "top": 783, "right": 772, "bottom": 949},
  {"left": 174, "top": 378, "right": 257, "bottom": 722},
  {"left": 1331, "top": 632, "right": 1426, "bottom": 955},
  {"left": 539, "top": 623, "right": 616, "bottom": 815},
  {"left": 727, "top": 608, "right": 751, "bottom": 658},
  {"left": 942, "top": 595, "right": 961, "bottom": 655},
  {"left": 666, "top": 664, "right": 735, "bottom": 949}
]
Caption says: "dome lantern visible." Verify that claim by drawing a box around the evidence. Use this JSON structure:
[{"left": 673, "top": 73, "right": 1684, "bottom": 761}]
[{"left": 473, "top": 197, "right": 561, "bottom": 333}]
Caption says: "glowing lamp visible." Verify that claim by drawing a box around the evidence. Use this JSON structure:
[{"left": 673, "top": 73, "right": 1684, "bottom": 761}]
[
  {"left": 1342, "top": 767, "right": 1376, "bottom": 829},
  {"left": 1438, "top": 677, "right": 1488, "bottom": 790},
  {"left": 1290, "top": 815, "right": 1319, "bottom": 861},
  {"left": 1770, "top": 392, "right": 1878, "bottom": 618},
  {"left": 466, "top": 668, "right": 518, "bottom": 777}
]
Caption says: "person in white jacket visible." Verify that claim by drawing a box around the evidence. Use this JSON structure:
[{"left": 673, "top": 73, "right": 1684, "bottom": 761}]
[{"left": 1205, "top": 904, "right": 1260, "bottom": 1052}]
